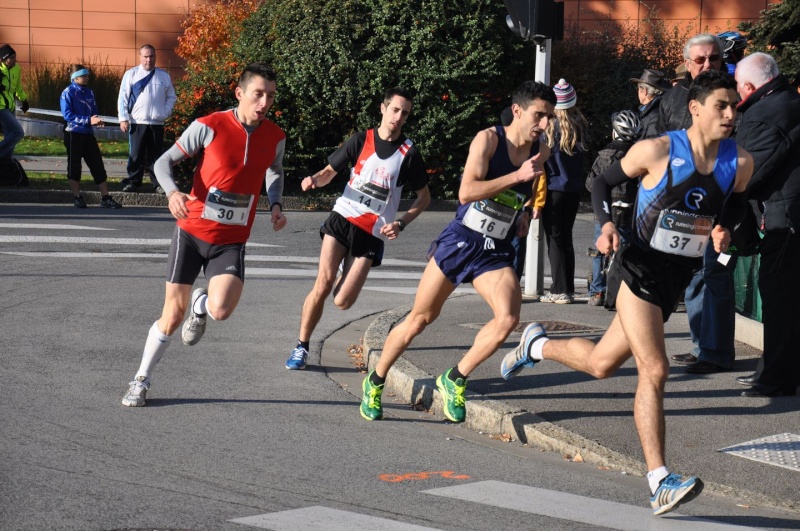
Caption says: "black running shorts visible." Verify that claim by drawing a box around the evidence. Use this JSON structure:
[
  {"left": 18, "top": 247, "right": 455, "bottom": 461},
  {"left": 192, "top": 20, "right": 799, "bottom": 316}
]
[
  {"left": 165, "top": 226, "right": 246, "bottom": 285},
  {"left": 605, "top": 243, "right": 697, "bottom": 322},
  {"left": 320, "top": 211, "right": 384, "bottom": 267}
]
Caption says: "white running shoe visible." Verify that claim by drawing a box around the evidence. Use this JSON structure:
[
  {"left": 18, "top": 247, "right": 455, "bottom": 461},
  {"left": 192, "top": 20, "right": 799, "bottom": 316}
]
[
  {"left": 539, "top": 292, "right": 574, "bottom": 304},
  {"left": 122, "top": 376, "right": 150, "bottom": 407},
  {"left": 500, "top": 322, "right": 547, "bottom": 380},
  {"left": 182, "top": 287, "right": 208, "bottom": 346}
]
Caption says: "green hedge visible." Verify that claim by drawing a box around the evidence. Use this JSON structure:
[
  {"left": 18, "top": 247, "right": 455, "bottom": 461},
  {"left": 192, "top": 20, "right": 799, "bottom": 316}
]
[{"left": 167, "top": 2, "right": 695, "bottom": 197}]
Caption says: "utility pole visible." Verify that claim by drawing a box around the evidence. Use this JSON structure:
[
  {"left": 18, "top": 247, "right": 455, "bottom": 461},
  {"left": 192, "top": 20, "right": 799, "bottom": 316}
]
[{"left": 523, "top": 37, "right": 551, "bottom": 297}]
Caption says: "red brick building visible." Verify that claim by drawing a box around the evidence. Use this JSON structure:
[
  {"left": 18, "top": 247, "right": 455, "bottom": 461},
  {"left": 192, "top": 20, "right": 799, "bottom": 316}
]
[{"left": 0, "top": 0, "right": 780, "bottom": 74}]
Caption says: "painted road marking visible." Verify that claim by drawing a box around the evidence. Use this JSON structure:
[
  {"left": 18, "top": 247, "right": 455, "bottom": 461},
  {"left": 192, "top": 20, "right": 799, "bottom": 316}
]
[
  {"left": 230, "top": 506, "right": 439, "bottom": 530},
  {"left": 0, "top": 236, "right": 279, "bottom": 247},
  {"left": 0, "top": 223, "right": 115, "bottom": 230},
  {"left": 422, "top": 481, "right": 762, "bottom": 531},
  {"left": 719, "top": 433, "right": 800, "bottom": 472}
]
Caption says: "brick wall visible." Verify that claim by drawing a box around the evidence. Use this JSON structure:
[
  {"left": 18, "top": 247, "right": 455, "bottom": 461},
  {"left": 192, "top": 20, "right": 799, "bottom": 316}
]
[{"left": 0, "top": 0, "right": 781, "bottom": 76}]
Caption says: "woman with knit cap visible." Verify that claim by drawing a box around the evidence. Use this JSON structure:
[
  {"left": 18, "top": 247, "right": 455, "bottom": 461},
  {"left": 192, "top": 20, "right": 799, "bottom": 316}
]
[
  {"left": 60, "top": 64, "right": 122, "bottom": 209},
  {"left": 540, "top": 79, "right": 589, "bottom": 303}
]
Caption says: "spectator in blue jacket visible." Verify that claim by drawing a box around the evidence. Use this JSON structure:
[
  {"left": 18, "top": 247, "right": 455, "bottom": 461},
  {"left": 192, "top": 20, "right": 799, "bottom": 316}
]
[{"left": 60, "top": 64, "right": 122, "bottom": 209}]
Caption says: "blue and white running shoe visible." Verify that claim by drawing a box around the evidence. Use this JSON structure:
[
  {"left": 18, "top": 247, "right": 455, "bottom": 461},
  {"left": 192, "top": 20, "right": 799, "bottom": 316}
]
[
  {"left": 650, "top": 473, "right": 704, "bottom": 515},
  {"left": 286, "top": 345, "right": 308, "bottom": 370},
  {"left": 500, "top": 322, "right": 547, "bottom": 380}
]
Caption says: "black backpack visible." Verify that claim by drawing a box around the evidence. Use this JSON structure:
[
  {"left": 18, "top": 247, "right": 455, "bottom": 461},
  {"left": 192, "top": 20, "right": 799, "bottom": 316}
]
[{"left": 0, "top": 157, "right": 30, "bottom": 187}]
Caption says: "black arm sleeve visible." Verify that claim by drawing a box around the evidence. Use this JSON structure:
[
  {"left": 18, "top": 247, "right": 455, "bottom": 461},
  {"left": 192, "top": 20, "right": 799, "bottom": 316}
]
[
  {"left": 718, "top": 191, "right": 748, "bottom": 232},
  {"left": 591, "top": 160, "right": 634, "bottom": 226}
]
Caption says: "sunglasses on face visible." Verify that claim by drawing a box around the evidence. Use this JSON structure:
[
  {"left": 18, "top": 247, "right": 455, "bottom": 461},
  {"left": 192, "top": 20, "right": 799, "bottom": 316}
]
[{"left": 689, "top": 54, "right": 721, "bottom": 65}]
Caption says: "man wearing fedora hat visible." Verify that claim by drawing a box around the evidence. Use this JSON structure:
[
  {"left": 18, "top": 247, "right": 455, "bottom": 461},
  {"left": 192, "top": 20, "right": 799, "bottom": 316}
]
[{"left": 630, "top": 69, "right": 671, "bottom": 140}]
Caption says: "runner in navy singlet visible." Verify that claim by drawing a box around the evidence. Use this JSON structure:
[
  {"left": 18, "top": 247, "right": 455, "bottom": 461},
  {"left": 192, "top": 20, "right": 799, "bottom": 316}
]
[
  {"left": 358, "top": 81, "right": 556, "bottom": 424},
  {"left": 500, "top": 70, "right": 754, "bottom": 515}
]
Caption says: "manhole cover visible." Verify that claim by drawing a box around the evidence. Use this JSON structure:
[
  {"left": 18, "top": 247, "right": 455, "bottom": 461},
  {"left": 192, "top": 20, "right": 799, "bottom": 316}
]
[
  {"left": 518, "top": 320, "right": 603, "bottom": 334},
  {"left": 718, "top": 433, "right": 800, "bottom": 472},
  {"left": 460, "top": 320, "right": 603, "bottom": 334}
]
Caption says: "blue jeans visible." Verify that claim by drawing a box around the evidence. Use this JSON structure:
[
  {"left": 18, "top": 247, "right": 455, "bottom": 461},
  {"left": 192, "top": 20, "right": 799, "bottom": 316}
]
[
  {"left": 0, "top": 109, "right": 24, "bottom": 159},
  {"left": 589, "top": 222, "right": 631, "bottom": 295},
  {"left": 512, "top": 234, "right": 526, "bottom": 280},
  {"left": 684, "top": 241, "right": 737, "bottom": 368}
]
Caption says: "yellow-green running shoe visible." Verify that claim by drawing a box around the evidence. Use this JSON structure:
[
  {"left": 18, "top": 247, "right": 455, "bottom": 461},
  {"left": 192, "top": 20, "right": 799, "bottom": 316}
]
[
  {"left": 360, "top": 371, "right": 384, "bottom": 420},
  {"left": 436, "top": 368, "right": 466, "bottom": 422}
]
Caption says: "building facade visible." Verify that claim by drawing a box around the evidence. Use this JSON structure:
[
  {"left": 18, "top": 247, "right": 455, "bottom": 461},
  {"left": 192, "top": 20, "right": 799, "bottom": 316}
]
[{"left": 0, "top": 0, "right": 780, "bottom": 75}]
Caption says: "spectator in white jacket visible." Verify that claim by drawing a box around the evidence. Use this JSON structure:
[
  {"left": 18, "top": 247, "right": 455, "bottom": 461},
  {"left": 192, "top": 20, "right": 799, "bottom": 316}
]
[{"left": 117, "top": 44, "right": 177, "bottom": 193}]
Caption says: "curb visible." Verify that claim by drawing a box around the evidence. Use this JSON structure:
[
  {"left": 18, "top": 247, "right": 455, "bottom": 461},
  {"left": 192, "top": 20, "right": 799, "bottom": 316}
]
[{"left": 361, "top": 304, "right": 797, "bottom": 514}]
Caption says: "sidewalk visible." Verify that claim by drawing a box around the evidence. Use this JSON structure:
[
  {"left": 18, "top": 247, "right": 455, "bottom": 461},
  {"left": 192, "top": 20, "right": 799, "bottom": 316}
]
[{"left": 362, "top": 295, "right": 799, "bottom": 514}]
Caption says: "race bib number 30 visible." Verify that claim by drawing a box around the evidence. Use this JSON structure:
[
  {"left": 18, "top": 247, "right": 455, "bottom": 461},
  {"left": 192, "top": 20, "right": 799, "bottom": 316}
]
[
  {"left": 201, "top": 187, "right": 254, "bottom": 226},
  {"left": 650, "top": 209, "right": 713, "bottom": 257},
  {"left": 462, "top": 189, "right": 525, "bottom": 239}
]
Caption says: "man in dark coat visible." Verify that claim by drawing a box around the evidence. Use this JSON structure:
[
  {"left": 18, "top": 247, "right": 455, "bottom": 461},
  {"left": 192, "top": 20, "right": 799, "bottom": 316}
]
[
  {"left": 657, "top": 34, "right": 723, "bottom": 134},
  {"left": 734, "top": 52, "right": 800, "bottom": 397},
  {"left": 629, "top": 69, "right": 670, "bottom": 139}
]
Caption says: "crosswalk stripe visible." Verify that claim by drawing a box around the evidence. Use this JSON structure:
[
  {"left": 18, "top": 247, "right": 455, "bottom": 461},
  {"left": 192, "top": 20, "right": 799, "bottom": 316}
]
[
  {"left": 0, "top": 223, "right": 115, "bottom": 231},
  {"left": 0, "top": 236, "right": 279, "bottom": 247},
  {"left": 230, "top": 506, "right": 439, "bottom": 530},
  {"left": 422, "top": 481, "right": 760, "bottom": 531}
]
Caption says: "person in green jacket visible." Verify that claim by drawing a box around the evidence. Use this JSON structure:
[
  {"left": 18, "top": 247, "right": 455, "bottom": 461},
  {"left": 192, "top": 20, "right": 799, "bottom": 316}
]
[{"left": 0, "top": 44, "right": 29, "bottom": 161}]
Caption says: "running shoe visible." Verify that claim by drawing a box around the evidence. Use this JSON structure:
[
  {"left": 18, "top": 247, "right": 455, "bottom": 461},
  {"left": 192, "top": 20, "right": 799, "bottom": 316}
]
[
  {"left": 500, "top": 322, "right": 546, "bottom": 380},
  {"left": 73, "top": 195, "right": 87, "bottom": 209},
  {"left": 588, "top": 292, "right": 605, "bottom": 306},
  {"left": 123, "top": 183, "right": 140, "bottom": 193},
  {"left": 100, "top": 195, "right": 122, "bottom": 209},
  {"left": 286, "top": 345, "right": 308, "bottom": 370},
  {"left": 121, "top": 376, "right": 150, "bottom": 407},
  {"left": 436, "top": 368, "right": 466, "bottom": 423},
  {"left": 650, "top": 473, "right": 704, "bottom": 515},
  {"left": 360, "top": 371, "right": 384, "bottom": 420},
  {"left": 181, "top": 287, "right": 207, "bottom": 346},
  {"left": 539, "top": 292, "right": 573, "bottom": 304}
]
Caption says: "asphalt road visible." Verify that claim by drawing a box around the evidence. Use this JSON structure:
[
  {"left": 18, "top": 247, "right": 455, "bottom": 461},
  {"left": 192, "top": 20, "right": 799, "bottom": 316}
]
[{"left": 1, "top": 206, "right": 797, "bottom": 530}]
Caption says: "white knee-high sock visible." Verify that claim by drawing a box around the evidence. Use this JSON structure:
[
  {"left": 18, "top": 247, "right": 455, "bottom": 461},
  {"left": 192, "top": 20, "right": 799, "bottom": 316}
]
[
  {"left": 135, "top": 321, "right": 173, "bottom": 380},
  {"left": 192, "top": 293, "right": 208, "bottom": 316}
]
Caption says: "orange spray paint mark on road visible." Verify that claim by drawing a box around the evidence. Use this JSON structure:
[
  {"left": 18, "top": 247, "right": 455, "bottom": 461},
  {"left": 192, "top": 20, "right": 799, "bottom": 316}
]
[{"left": 378, "top": 470, "right": 470, "bottom": 483}]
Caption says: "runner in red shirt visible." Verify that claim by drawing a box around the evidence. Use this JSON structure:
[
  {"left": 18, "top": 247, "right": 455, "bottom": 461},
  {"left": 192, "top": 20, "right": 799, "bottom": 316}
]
[{"left": 122, "top": 63, "right": 287, "bottom": 407}]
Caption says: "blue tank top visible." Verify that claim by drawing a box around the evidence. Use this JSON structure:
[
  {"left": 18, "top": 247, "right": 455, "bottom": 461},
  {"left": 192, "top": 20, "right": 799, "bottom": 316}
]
[
  {"left": 452, "top": 126, "right": 540, "bottom": 243},
  {"left": 633, "top": 130, "right": 738, "bottom": 265}
]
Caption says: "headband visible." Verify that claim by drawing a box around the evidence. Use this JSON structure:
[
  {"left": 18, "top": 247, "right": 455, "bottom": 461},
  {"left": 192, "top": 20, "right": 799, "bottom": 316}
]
[{"left": 71, "top": 68, "right": 90, "bottom": 80}]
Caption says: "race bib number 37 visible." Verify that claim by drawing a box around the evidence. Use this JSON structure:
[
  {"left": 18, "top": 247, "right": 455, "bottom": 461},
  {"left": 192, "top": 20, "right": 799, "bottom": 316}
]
[
  {"left": 201, "top": 187, "right": 254, "bottom": 226},
  {"left": 650, "top": 209, "right": 713, "bottom": 257}
]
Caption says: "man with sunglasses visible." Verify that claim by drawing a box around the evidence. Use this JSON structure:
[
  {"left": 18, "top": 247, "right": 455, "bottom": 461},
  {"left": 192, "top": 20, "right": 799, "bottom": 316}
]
[
  {"left": 657, "top": 34, "right": 723, "bottom": 134},
  {"left": 656, "top": 34, "right": 740, "bottom": 377}
]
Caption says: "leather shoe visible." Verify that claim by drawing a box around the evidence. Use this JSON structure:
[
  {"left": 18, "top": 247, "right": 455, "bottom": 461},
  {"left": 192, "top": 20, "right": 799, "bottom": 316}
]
[
  {"left": 736, "top": 374, "right": 757, "bottom": 386},
  {"left": 741, "top": 384, "right": 797, "bottom": 397},
  {"left": 685, "top": 360, "right": 728, "bottom": 374},
  {"left": 671, "top": 353, "right": 697, "bottom": 365}
]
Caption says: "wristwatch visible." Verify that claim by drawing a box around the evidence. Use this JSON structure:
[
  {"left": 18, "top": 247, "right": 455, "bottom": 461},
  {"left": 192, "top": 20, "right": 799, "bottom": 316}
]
[{"left": 396, "top": 219, "right": 406, "bottom": 231}]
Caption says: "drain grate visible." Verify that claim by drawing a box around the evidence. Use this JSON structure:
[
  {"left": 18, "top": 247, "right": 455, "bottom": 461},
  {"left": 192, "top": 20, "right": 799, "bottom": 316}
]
[
  {"left": 718, "top": 433, "right": 800, "bottom": 472},
  {"left": 460, "top": 321, "right": 603, "bottom": 335},
  {"left": 517, "top": 320, "right": 604, "bottom": 334}
]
